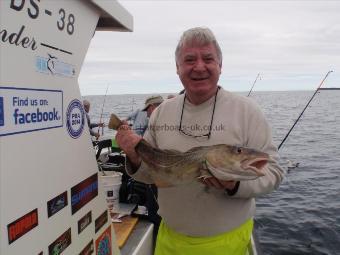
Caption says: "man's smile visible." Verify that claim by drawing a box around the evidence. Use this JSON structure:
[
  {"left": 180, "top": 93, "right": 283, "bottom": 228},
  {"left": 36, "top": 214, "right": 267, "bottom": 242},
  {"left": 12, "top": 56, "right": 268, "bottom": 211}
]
[{"left": 191, "top": 76, "right": 209, "bottom": 81}]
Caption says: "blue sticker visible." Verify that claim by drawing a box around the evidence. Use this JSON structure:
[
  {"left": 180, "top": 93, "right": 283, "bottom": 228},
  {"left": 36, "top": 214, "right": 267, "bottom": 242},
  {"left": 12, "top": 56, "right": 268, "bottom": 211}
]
[
  {"left": 0, "top": 97, "right": 4, "bottom": 126},
  {"left": 66, "top": 99, "right": 85, "bottom": 139},
  {"left": 47, "top": 191, "right": 68, "bottom": 218},
  {"left": 36, "top": 54, "right": 75, "bottom": 78},
  {"left": 0, "top": 87, "right": 63, "bottom": 137}
]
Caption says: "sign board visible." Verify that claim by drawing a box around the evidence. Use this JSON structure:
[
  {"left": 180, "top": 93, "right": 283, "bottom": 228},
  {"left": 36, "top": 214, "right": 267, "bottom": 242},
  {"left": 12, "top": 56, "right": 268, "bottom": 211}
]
[{"left": 0, "top": 0, "right": 133, "bottom": 254}]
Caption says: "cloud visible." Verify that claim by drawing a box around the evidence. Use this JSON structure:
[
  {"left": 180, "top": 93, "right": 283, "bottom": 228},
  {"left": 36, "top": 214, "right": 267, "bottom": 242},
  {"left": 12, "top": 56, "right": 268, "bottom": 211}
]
[{"left": 79, "top": 1, "right": 340, "bottom": 95}]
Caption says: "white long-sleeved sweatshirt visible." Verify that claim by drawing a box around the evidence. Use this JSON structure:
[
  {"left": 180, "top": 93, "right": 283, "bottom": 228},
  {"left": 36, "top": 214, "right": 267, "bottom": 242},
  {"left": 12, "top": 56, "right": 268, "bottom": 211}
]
[{"left": 127, "top": 88, "right": 284, "bottom": 237}]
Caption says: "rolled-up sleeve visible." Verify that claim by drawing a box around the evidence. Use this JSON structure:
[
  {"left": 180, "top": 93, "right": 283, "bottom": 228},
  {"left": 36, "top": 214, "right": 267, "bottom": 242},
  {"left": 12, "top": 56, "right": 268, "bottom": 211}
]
[{"left": 230, "top": 103, "right": 284, "bottom": 198}]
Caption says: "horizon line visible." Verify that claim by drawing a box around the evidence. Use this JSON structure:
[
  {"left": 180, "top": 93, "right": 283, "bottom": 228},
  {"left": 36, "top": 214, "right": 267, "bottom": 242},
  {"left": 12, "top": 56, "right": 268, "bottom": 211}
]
[{"left": 81, "top": 88, "right": 334, "bottom": 97}]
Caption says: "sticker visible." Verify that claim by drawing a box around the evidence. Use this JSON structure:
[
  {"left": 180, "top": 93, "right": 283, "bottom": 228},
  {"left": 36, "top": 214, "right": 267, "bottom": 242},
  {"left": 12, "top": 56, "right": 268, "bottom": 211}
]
[
  {"left": 47, "top": 191, "right": 68, "bottom": 218},
  {"left": 36, "top": 54, "right": 76, "bottom": 78},
  {"left": 95, "top": 226, "right": 112, "bottom": 255},
  {"left": 78, "top": 211, "right": 92, "bottom": 234},
  {"left": 0, "top": 87, "right": 63, "bottom": 137},
  {"left": 48, "top": 228, "right": 71, "bottom": 255},
  {"left": 7, "top": 208, "right": 38, "bottom": 244},
  {"left": 71, "top": 173, "right": 98, "bottom": 215},
  {"left": 66, "top": 99, "right": 85, "bottom": 139},
  {"left": 95, "top": 210, "right": 108, "bottom": 234},
  {"left": 79, "top": 239, "right": 94, "bottom": 255}
]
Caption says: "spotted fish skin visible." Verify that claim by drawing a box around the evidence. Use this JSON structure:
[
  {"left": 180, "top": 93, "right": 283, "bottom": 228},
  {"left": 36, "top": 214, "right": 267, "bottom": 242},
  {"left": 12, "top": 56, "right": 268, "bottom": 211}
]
[{"left": 135, "top": 140, "right": 269, "bottom": 187}]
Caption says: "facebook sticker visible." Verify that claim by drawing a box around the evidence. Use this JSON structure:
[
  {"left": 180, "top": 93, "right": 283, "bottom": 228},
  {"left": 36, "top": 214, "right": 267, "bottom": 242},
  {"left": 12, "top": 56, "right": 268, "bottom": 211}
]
[{"left": 0, "top": 87, "right": 63, "bottom": 137}]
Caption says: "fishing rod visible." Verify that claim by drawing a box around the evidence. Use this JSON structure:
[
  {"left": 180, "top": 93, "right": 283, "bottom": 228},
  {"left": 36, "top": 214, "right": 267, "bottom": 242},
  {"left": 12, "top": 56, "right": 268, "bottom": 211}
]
[
  {"left": 131, "top": 98, "right": 135, "bottom": 112},
  {"left": 278, "top": 70, "right": 333, "bottom": 150},
  {"left": 247, "top": 73, "right": 261, "bottom": 97},
  {"left": 97, "top": 84, "right": 109, "bottom": 139}
]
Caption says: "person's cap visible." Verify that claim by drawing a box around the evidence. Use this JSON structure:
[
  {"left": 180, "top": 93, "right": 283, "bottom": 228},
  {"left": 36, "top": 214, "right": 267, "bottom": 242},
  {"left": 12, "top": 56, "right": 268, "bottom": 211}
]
[
  {"left": 83, "top": 99, "right": 90, "bottom": 106},
  {"left": 142, "top": 95, "right": 164, "bottom": 111}
]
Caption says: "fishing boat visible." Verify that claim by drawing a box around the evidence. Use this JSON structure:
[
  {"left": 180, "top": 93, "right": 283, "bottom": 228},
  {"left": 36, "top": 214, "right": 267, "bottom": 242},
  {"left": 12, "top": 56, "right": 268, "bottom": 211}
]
[{"left": 1, "top": 0, "right": 266, "bottom": 252}]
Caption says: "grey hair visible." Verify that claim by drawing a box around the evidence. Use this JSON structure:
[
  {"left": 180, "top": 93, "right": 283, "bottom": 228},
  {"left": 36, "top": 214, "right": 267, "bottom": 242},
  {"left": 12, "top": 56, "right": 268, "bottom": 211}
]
[{"left": 175, "top": 27, "right": 222, "bottom": 65}]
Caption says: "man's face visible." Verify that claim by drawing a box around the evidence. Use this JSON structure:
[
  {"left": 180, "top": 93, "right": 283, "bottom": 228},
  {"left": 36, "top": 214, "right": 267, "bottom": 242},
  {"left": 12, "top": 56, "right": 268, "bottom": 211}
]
[
  {"left": 146, "top": 104, "right": 159, "bottom": 117},
  {"left": 176, "top": 43, "right": 221, "bottom": 101}
]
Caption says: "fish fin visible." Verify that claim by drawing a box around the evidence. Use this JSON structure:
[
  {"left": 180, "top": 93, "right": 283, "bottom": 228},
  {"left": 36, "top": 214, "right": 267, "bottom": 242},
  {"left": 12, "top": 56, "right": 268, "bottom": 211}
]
[
  {"left": 205, "top": 160, "right": 232, "bottom": 180},
  {"left": 186, "top": 146, "right": 207, "bottom": 154},
  {"left": 198, "top": 167, "right": 212, "bottom": 180},
  {"left": 162, "top": 149, "right": 182, "bottom": 154}
]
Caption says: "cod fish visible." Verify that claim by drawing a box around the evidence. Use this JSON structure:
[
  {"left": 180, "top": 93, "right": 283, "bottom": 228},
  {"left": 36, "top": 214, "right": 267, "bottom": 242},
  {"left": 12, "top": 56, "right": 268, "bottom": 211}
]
[{"left": 109, "top": 113, "right": 269, "bottom": 186}]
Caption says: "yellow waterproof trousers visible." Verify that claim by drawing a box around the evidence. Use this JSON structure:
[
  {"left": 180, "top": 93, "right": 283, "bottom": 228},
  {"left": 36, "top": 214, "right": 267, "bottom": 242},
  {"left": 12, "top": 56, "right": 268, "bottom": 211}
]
[{"left": 154, "top": 218, "right": 253, "bottom": 255}]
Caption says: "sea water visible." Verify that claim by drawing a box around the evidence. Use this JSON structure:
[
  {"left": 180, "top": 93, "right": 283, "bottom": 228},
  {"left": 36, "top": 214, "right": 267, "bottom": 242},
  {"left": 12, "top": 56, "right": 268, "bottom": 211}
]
[{"left": 84, "top": 90, "right": 340, "bottom": 255}]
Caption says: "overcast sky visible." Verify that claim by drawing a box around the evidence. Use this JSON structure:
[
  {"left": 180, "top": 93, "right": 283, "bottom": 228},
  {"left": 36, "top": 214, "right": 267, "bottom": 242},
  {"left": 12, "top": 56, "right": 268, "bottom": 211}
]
[{"left": 79, "top": 1, "right": 340, "bottom": 95}]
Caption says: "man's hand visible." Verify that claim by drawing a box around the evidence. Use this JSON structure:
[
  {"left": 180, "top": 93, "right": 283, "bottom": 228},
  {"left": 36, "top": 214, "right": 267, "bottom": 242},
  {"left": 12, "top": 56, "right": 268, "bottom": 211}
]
[
  {"left": 200, "top": 177, "right": 237, "bottom": 190},
  {"left": 115, "top": 121, "right": 142, "bottom": 167},
  {"left": 98, "top": 122, "right": 105, "bottom": 127}
]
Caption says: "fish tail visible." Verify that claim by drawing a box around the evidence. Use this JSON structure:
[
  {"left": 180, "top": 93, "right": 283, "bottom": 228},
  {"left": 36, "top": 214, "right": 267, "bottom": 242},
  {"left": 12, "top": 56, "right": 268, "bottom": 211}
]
[{"left": 108, "top": 113, "right": 123, "bottom": 130}]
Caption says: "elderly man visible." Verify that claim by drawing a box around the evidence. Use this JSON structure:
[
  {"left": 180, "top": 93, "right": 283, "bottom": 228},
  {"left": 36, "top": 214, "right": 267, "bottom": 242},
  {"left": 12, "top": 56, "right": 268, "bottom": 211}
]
[
  {"left": 126, "top": 95, "right": 163, "bottom": 136},
  {"left": 83, "top": 99, "right": 104, "bottom": 139},
  {"left": 116, "top": 27, "right": 283, "bottom": 255}
]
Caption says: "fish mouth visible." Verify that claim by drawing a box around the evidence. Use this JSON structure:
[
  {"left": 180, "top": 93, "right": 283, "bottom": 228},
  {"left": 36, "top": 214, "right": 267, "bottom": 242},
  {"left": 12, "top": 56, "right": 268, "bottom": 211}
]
[{"left": 241, "top": 158, "right": 268, "bottom": 176}]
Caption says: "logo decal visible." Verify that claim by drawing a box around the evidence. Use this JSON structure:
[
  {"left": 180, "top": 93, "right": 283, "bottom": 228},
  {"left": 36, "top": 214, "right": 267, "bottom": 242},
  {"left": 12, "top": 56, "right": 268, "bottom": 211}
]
[
  {"left": 78, "top": 211, "right": 92, "bottom": 234},
  {"left": 0, "top": 87, "right": 63, "bottom": 137},
  {"left": 95, "top": 226, "right": 112, "bottom": 255},
  {"left": 7, "top": 208, "right": 38, "bottom": 244},
  {"left": 95, "top": 210, "right": 108, "bottom": 234},
  {"left": 36, "top": 54, "right": 76, "bottom": 78},
  {"left": 47, "top": 191, "right": 68, "bottom": 218},
  {"left": 71, "top": 173, "right": 98, "bottom": 215},
  {"left": 79, "top": 239, "right": 94, "bottom": 255},
  {"left": 66, "top": 99, "right": 85, "bottom": 139},
  {"left": 48, "top": 228, "right": 71, "bottom": 255}
]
